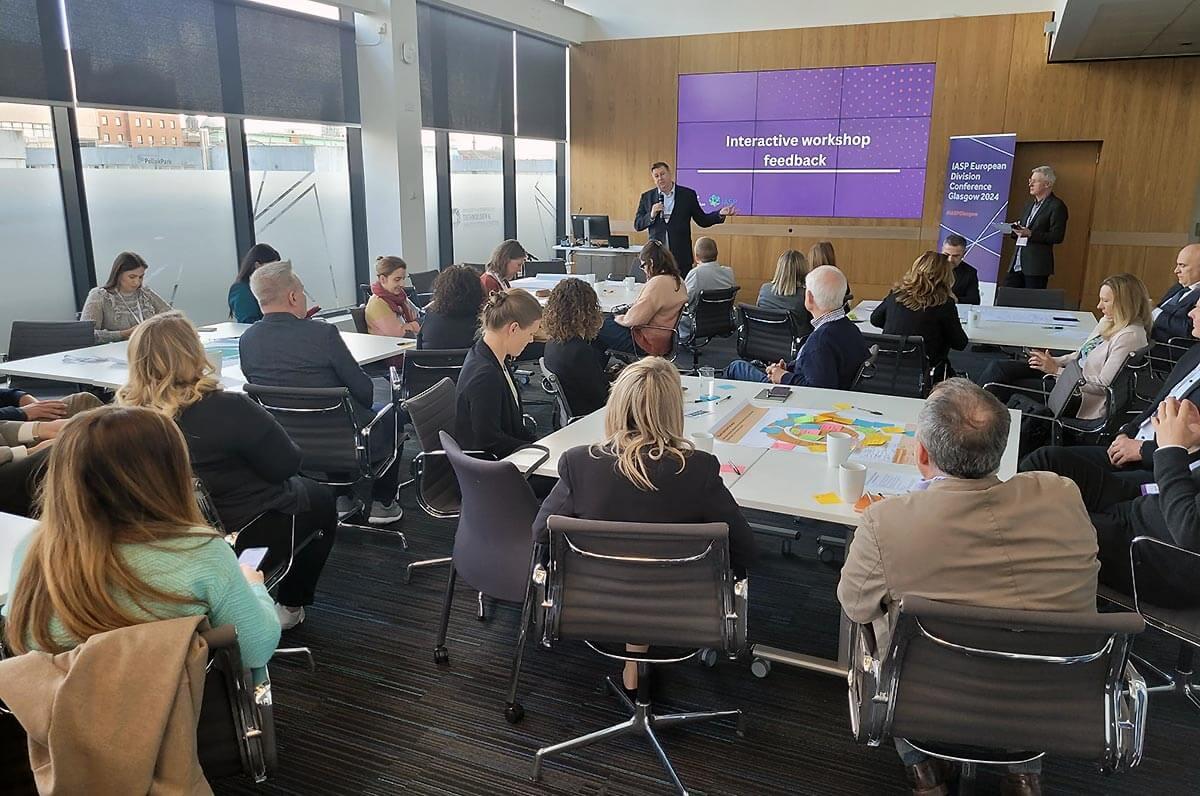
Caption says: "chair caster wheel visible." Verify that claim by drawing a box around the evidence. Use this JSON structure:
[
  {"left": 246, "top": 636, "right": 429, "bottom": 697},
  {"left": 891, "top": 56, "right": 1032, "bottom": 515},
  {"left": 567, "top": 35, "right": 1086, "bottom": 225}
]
[
  {"left": 505, "top": 702, "right": 525, "bottom": 724},
  {"left": 751, "top": 658, "right": 771, "bottom": 678},
  {"left": 817, "top": 544, "right": 835, "bottom": 564},
  {"left": 433, "top": 646, "right": 449, "bottom": 665},
  {"left": 698, "top": 648, "right": 718, "bottom": 667}
]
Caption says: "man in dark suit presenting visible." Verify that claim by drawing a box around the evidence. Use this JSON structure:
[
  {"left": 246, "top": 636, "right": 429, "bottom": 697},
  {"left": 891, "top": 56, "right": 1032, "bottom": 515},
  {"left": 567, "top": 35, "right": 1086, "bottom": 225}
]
[
  {"left": 634, "top": 162, "right": 736, "bottom": 275},
  {"left": 1151, "top": 244, "right": 1200, "bottom": 343},
  {"left": 1004, "top": 165, "right": 1068, "bottom": 289}
]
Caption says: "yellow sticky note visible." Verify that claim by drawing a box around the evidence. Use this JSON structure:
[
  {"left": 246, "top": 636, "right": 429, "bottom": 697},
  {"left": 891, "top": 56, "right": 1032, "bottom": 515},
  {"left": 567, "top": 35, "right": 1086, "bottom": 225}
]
[
  {"left": 881, "top": 426, "right": 905, "bottom": 434},
  {"left": 833, "top": 402, "right": 852, "bottom": 410},
  {"left": 863, "top": 434, "right": 889, "bottom": 446},
  {"left": 814, "top": 492, "right": 842, "bottom": 504},
  {"left": 808, "top": 443, "right": 827, "bottom": 453},
  {"left": 826, "top": 415, "right": 852, "bottom": 424}
]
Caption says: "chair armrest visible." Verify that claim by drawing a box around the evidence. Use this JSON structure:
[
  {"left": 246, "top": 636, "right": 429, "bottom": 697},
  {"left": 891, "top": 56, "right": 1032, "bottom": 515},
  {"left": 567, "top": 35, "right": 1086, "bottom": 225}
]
[
  {"left": 363, "top": 401, "right": 396, "bottom": 434},
  {"left": 1129, "top": 535, "right": 1200, "bottom": 614},
  {"left": 522, "top": 413, "right": 538, "bottom": 436},
  {"left": 983, "top": 382, "right": 1052, "bottom": 399},
  {"left": 509, "top": 443, "right": 550, "bottom": 481}
]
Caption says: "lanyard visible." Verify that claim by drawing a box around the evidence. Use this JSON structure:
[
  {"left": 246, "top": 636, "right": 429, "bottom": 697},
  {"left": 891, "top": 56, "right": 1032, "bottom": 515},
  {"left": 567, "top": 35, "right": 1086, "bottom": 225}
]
[{"left": 118, "top": 291, "right": 145, "bottom": 324}]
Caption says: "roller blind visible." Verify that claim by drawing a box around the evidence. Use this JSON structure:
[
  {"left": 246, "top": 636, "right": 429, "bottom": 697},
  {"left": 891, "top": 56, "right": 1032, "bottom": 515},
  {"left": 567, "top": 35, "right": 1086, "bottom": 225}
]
[
  {"left": 515, "top": 33, "right": 566, "bottom": 141},
  {"left": 0, "top": 0, "right": 74, "bottom": 104},
  {"left": 417, "top": 4, "right": 514, "bottom": 136}
]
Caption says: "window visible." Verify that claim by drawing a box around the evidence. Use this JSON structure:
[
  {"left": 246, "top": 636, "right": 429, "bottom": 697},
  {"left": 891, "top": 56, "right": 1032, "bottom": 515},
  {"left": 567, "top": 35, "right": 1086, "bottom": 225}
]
[
  {"left": 0, "top": 103, "right": 77, "bottom": 351},
  {"left": 449, "top": 133, "right": 503, "bottom": 264},
  {"left": 134, "top": 117, "right": 141, "bottom": 127},
  {"left": 83, "top": 112, "right": 238, "bottom": 324},
  {"left": 136, "top": 134, "right": 143, "bottom": 143},
  {"left": 103, "top": 133, "right": 110, "bottom": 142},
  {"left": 421, "top": 129, "right": 439, "bottom": 270},
  {"left": 245, "top": 119, "right": 355, "bottom": 309},
  {"left": 100, "top": 115, "right": 108, "bottom": 124},
  {"left": 117, "top": 133, "right": 123, "bottom": 142},
  {"left": 147, "top": 135, "right": 154, "bottom": 145},
  {"left": 170, "top": 120, "right": 176, "bottom": 129},
  {"left": 516, "top": 139, "right": 558, "bottom": 259},
  {"left": 244, "top": 0, "right": 340, "bottom": 20},
  {"left": 159, "top": 119, "right": 165, "bottom": 128},
  {"left": 114, "top": 117, "right": 121, "bottom": 126},
  {"left": 172, "top": 136, "right": 178, "bottom": 145}
]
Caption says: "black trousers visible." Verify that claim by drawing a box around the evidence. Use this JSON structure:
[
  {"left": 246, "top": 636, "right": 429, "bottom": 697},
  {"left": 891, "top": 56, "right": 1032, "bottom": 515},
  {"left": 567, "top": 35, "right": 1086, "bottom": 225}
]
[
  {"left": 234, "top": 478, "right": 337, "bottom": 607},
  {"left": 0, "top": 448, "right": 50, "bottom": 517},
  {"left": 1003, "top": 270, "right": 1049, "bottom": 290},
  {"left": 979, "top": 359, "right": 1047, "bottom": 393},
  {"left": 1017, "top": 446, "right": 1200, "bottom": 605}
]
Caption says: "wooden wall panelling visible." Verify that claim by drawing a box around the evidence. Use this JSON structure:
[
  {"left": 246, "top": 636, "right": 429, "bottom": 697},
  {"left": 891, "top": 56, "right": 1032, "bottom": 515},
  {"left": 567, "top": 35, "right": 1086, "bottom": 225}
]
[
  {"left": 733, "top": 27, "right": 806, "bottom": 71},
  {"left": 1003, "top": 14, "right": 1091, "bottom": 140},
  {"left": 1079, "top": 245, "right": 1147, "bottom": 308},
  {"left": 679, "top": 32, "right": 739, "bottom": 73},
  {"left": 1145, "top": 58, "right": 1200, "bottom": 231},
  {"left": 795, "top": 21, "right": 940, "bottom": 68}
]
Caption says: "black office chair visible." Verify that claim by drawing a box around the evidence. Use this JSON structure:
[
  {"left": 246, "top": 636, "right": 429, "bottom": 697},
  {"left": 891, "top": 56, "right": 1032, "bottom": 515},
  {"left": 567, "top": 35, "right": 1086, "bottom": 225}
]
[
  {"left": 530, "top": 517, "right": 747, "bottom": 793},
  {"left": 4, "top": 320, "right": 97, "bottom": 394},
  {"left": 608, "top": 268, "right": 646, "bottom": 284},
  {"left": 348, "top": 306, "right": 369, "bottom": 334},
  {"left": 995, "top": 287, "right": 1068, "bottom": 310},
  {"left": 681, "top": 287, "right": 740, "bottom": 371},
  {"left": 244, "top": 378, "right": 406, "bottom": 547},
  {"left": 400, "top": 378, "right": 462, "bottom": 583},
  {"left": 524, "top": 259, "right": 567, "bottom": 277},
  {"left": 854, "top": 332, "right": 932, "bottom": 398},
  {"left": 735, "top": 304, "right": 803, "bottom": 366},
  {"left": 397, "top": 348, "right": 469, "bottom": 402},
  {"left": 408, "top": 268, "right": 438, "bottom": 308},
  {"left": 849, "top": 596, "right": 1147, "bottom": 788},
  {"left": 539, "top": 356, "right": 582, "bottom": 429}
]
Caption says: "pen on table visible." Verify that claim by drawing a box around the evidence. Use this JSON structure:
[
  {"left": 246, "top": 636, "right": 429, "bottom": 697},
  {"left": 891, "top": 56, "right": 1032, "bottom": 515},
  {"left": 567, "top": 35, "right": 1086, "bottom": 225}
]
[
  {"left": 692, "top": 395, "right": 731, "bottom": 405},
  {"left": 1040, "top": 325, "right": 1065, "bottom": 330},
  {"left": 852, "top": 405, "right": 884, "bottom": 416}
]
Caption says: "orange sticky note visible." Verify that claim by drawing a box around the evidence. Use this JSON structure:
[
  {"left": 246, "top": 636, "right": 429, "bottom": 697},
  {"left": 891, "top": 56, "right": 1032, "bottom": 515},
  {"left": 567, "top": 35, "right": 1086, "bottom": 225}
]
[
  {"left": 881, "top": 426, "right": 905, "bottom": 434},
  {"left": 814, "top": 492, "right": 841, "bottom": 504},
  {"left": 834, "top": 402, "right": 852, "bottom": 410}
]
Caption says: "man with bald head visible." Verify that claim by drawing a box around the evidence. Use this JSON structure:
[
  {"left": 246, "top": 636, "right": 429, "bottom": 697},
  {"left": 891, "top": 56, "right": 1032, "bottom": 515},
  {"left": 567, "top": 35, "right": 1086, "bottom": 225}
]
[{"left": 1151, "top": 244, "right": 1200, "bottom": 343}]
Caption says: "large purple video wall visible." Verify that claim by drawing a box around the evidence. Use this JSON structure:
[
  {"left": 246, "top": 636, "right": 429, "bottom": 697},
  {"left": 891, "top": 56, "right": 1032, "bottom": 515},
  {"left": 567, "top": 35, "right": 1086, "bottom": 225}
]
[{"left": 676, "top": 64, "right": 935, "bottom": 218}]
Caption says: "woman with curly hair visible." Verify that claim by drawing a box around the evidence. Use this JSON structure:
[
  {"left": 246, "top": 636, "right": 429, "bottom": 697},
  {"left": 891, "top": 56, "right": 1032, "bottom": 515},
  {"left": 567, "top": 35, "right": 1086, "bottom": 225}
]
[
  {"left": 543, "top": 278, "right": 609, "bottom": 416},
  {"left": 417, "top": 265, "right": 484, "bottom": 350},
  {"left": 869, "top": 251, "right": 968, "bottom": 380}
]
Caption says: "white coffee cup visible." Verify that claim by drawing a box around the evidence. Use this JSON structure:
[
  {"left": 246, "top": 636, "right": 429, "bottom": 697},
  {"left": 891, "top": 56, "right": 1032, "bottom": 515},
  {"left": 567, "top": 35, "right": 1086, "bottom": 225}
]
[
  {"left": 967, "top": 308, "right": 981, "bottom": 330},
  {"left": 838, "top": 462, "right": 867, "bottom": 504},
  {"left": 205, "top": 350, "right": 223, "bottom": 376},
  {"left": 826, "top": 431, "right": 853, "bottom": 468},
  {"left": 623, "top": 276, "right": 636, "bottom": 290},
  {"left": 691, "top": 431, "right": 714, "bottom": 453}
]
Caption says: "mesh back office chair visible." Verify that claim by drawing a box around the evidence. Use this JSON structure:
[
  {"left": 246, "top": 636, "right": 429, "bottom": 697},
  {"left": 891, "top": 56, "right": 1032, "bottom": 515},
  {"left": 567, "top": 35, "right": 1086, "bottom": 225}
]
[
  {"left": 995, "top": 287, "right": 1068, "bottom": 310},
  {"left": 531, "top": 517, "right": 747, "bottom": 794},
  {"left": 244, "top": 381, "right": 406, "bottom": 547},
  {"left": 854, "top": 332, "right": 932, "bottom": 399},
  {"left": 400, "top": 378, "right": 462, "bottom": 583},
  {"left": 397, "top": 348, "right": 469, "bottom": 402},
  {"left": 409, "top": 269, "right": 437, "bottom": 308},
  {"left": 4, "top": 320, "right": 96, "bottom": 394},
  {"left": 193, "top": 478, "right": 302, "bottom": 594},
  {"left": 849, "top": 596, "right": 1147, "bottom": 786},
  {"left": 608, "top": 268, "right": 646, "bottom": 283},
  {"left": 735, "top": 304, "right": 802, "bottom": 366},
  {"left": 539, "top": 356, "right": 582, "bottom": 430},
  {"left": 681, "top": 287, "right": 740, "bottom": 371},
  {"left": 197, "top": 624, "right": 278, "bottom": 784},
  {"left": 348, "top": 306, "right": 369, "bottom": 335}
]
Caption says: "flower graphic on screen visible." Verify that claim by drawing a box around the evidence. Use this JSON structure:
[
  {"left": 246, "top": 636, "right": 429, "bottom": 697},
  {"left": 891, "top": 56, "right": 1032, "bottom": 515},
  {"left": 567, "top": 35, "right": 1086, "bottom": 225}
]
[{"left": 708, "top": 194, "right": 721, "bottom": 207}]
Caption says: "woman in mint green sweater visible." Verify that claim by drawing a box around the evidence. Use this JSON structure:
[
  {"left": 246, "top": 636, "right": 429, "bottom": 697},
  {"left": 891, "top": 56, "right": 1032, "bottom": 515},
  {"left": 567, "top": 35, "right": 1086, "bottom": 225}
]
[{"left": 3, "top": 406, "right": 280, "bottom": 668}]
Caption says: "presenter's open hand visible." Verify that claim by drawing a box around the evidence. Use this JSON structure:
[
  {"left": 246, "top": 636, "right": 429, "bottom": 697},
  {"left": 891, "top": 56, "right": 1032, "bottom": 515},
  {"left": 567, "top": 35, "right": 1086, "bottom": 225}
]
[
  {"left": 651, "top": 201, "right": 664, "bottom": 218},
  {"left": 1152, "top": 397, "right": 1200, "bottom": 451},
  {"left": 1107, "top": 433, "right": 1143, "bottom": 467},
  {"left": 719, "top": 205, "right": 737, "bottom": 217}
]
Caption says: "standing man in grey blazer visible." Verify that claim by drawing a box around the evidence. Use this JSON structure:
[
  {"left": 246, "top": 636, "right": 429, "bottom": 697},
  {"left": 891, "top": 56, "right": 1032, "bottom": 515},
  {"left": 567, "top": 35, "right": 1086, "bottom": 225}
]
[
  {"left": 838, "top": 379, "right": 1098, "bottom": 796},
  {"left": 1004, "top": 166, "right": 1069, "bottom": 289}
]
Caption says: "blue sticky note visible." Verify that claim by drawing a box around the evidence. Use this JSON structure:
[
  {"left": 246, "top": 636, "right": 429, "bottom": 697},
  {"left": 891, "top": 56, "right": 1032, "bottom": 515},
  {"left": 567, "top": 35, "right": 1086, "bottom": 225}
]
[{"left": 718, "top": 383, "right": 736, "bottom": 390}]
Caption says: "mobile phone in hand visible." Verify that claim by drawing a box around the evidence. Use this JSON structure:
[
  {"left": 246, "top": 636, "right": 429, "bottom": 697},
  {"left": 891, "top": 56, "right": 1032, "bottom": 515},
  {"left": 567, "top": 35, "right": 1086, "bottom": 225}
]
[
  {"left": 305, "top": 305, "right": 322, "bottom": 318},
  {"left": 238, "top": 546, "right": 270, "bottom": 571}
]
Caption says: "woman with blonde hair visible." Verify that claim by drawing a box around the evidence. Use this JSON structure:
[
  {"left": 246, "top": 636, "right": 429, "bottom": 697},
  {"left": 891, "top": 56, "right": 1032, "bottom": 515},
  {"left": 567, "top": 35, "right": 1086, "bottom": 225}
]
[
  {"left": 542, "top": 278, "right": 609, "bottom": 416},
  {"left": 981, "top": 273, "right": 1152, "bottom": 423},
  {"left": 870, "top": 251, "right": 968, "bottom": 379},
  {"left": 117, "top": 311, "right": 336, "bottom": 630},
  {"left": 481, "top": 239, "right": 528, "bottom": 294},
  {"left": 757, "top": 249, "right": 812, "bottom": 327},
  {"left": 366, "top": 255, "right": 421, "bottom": 338},
  {"left": 532, "top": 357, "right": 755, "bottom": 689},
  {"left": 3, "top": 405, "right": 281, "bottom": 667}
]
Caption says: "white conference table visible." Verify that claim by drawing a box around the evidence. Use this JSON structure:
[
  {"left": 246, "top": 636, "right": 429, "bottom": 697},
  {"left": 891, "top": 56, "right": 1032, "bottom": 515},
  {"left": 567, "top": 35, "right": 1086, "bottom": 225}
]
[
  {"left": 507, "top": 375, "right": 1021, "bottom": 675},
  {"left": 0, "top": 321, "right": 415, "bottom": 393},
  {"left": 850, "top": 300, "right": 1097, "bottom": 351},
  {"left": 0, "top": 512, "right": 38, "bottom": 606},
  {"left": 510, "top": 275, "right": 643, "bottom": 314}
]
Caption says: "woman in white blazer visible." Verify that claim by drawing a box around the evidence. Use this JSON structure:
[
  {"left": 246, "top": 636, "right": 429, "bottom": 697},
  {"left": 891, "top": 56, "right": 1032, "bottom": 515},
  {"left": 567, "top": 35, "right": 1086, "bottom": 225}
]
[{"left": 980, "top": 273, "right": 1152, "bottom": 421}]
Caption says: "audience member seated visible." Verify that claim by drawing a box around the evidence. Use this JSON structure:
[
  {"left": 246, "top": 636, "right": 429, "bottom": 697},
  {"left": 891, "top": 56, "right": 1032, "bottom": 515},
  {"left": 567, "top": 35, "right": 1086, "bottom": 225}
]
[
  {"left": 980, "top": 273, "right": 1150, "bottom": 425},
  {"left": 228, "top": 243, "right": 281, "bottom": 323},
  {"left": 455, "top": 289, "right": 542, "bottom": 459},
  {"left": 367, "top": 256, "right": 421, "bottom": 338},
  {"left": 809, "top": 240, "right": 853, "bottom": 309},
  {"left": 239, "top": 261, "right": 402, "bottom": 524},
  {"left": 542, "top": 278, "right": 609, "bottom": 416},
  {"left": 756, "top": 249, "right": 812, "bottom": 328},
  {"left": 1021, "top": 303, "right": 1200, "bottom": 607},
  {"left": 80, "top": 252, "right": 171, "bottom": 343},
  {"left": 942, "top": 233, "right": 981, "bottom": 305},
  {"left": 838, "top": 378, "right": 1098, "bottom": 796},
  {"left": 0, "top": 419, "right": 67, "bottom": 516},
  {"left": 870, "top": 251, "right": 968, "bottom": 380},
  {"left": 680, "top": 236, "right": 736, "bottom": 339},
  {"left": 481, "top": 239, "right": 528, "bottom": 295},
  {"left": 117, "top": 312, "right": 337, "bottom": 631},
  {"left": 533, "top": 357, "right": 756, "bottom": 690},
  {"left": 0, "top": 388, "right": 100, "bottom": 422},
  {"left": 724, "top": 265, "right": 868, "bottom": 389},
  {"left": 1150, "top": 243, "right": 1200, "bottom": 344},
  {"left": 417, "top": 265, "right": 483, "bottom": 350},
  {"left": 2, "top": 406, "right": 281, "bottom": 669},
  {"left": 594, "top": 240, "right": 687, "bottom": 356}
]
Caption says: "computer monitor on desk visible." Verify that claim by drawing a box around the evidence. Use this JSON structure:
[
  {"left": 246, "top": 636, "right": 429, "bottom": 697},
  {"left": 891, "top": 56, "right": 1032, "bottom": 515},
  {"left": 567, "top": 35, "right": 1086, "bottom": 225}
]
[{"left": 571, "top": 214, "right": 611, "bottom": 246}]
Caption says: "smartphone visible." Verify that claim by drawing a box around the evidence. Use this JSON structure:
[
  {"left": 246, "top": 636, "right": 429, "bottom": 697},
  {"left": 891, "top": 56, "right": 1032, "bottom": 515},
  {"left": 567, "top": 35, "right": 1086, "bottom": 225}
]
[
  {"left": 305, "top": 305, "right": 323, "bottom": 318},
  {"left": 238, "top": 546, "right": 270, "bottom": 571},
  {"left": 768, "top": 386, "right": 791, "bottom": 399}
]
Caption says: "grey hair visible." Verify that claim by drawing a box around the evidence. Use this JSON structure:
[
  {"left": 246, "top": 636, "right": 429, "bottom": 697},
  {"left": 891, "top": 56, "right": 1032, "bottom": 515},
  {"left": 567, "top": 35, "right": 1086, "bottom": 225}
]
[
  {"left": 1031, "top": 165, "right": 1056, "bottom": 187},
  {"left": 916, "top": 378, "right": 1010, "bottom": 479},
  {"left": 805, "top": 265, "right": 848, "bottom": 313},
  {"left": 250, "top": 260, "right": 301, "bottom": 306}
]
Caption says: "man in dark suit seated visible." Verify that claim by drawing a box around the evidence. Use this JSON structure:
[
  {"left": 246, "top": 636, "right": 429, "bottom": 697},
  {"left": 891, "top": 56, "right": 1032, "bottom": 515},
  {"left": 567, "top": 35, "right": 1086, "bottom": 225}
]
[
  {"left": 941, "top": 233, "right": 981, "bottom": 305},
  {"left": 1021, "top": 303, "right": 1200, "bottom": 607},
  {"left": 239, "top": 261, "right": 402, "bottom": 524},
  {"left": 723, "top": 265, "right": 870, "bottom": 389},
  {"left": 1150, "top": 244, "right": 1200, "bottom": 344}
]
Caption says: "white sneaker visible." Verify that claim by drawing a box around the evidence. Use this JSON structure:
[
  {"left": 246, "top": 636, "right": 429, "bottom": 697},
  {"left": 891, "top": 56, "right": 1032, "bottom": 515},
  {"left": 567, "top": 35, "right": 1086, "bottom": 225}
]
[
  {"left": 368, "top": 500, "right": 403, "bottom": 525},
  {"left": 275, "top": 603, "right": 305, "bottom": 631}
]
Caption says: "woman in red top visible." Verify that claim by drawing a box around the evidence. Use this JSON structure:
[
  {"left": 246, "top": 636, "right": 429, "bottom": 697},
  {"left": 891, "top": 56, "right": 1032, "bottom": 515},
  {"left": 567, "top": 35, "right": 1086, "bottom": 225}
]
[{"left": 480, "top": 240, "right": 528, "bottom": 295}]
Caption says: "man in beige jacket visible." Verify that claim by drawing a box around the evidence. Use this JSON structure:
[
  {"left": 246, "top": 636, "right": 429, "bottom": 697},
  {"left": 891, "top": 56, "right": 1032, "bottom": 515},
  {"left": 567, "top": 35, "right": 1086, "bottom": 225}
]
[
  {"left": 838, "top": 378, "right": 1099, "bottom": 796},
  {"left": 0, "top": 418, "right": 70, "bottom": 516}
]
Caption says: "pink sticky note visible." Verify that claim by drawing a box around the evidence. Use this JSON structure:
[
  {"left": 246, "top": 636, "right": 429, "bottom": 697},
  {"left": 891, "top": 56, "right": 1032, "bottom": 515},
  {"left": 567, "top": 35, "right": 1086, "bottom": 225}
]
[
  {"left": 771, "top": 441, "right": 796, "bottom": 451},
  {"left": 719, "top": 463, "right": 737, "bottom": 474},
  {"left": 819, "top": 422, "right": 843, "bottom": 433}
]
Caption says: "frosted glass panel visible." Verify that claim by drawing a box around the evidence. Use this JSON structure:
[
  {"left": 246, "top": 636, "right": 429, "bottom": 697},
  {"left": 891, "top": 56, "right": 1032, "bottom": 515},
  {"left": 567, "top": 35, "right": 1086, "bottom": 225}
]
[
  {"left": 246, "top": 120, "right": 355, "bottom": 310},
  {"left": 516, "top": 138, "right": 557, "bottom": 260},
  {"left": 421, "top": 129, "right": 439, "bottom": 271},
  {"left": 449, "top": 133, "right": 503, "bottom": 265},
  {"left": 0, "top": 104, "right": 76, "bottom": 352}
]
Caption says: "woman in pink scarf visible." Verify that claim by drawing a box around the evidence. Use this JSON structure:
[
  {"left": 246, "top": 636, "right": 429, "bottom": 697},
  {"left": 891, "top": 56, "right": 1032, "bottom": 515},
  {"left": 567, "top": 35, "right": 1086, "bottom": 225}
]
[{"left": 366, "top": 256, "right": 421, "bottom": 338}]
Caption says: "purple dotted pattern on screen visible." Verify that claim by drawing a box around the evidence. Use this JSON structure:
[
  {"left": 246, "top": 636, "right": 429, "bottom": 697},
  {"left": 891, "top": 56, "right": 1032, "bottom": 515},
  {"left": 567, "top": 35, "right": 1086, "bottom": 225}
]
[
  {"left": 841, "top": 64, "right": 935, "bottom": 119},
  {"left": 756, "top": 69, "right": 842, "bottom": 120},
  {"left": 837, "top": 117, "right": 932, "bottom": 169}
]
